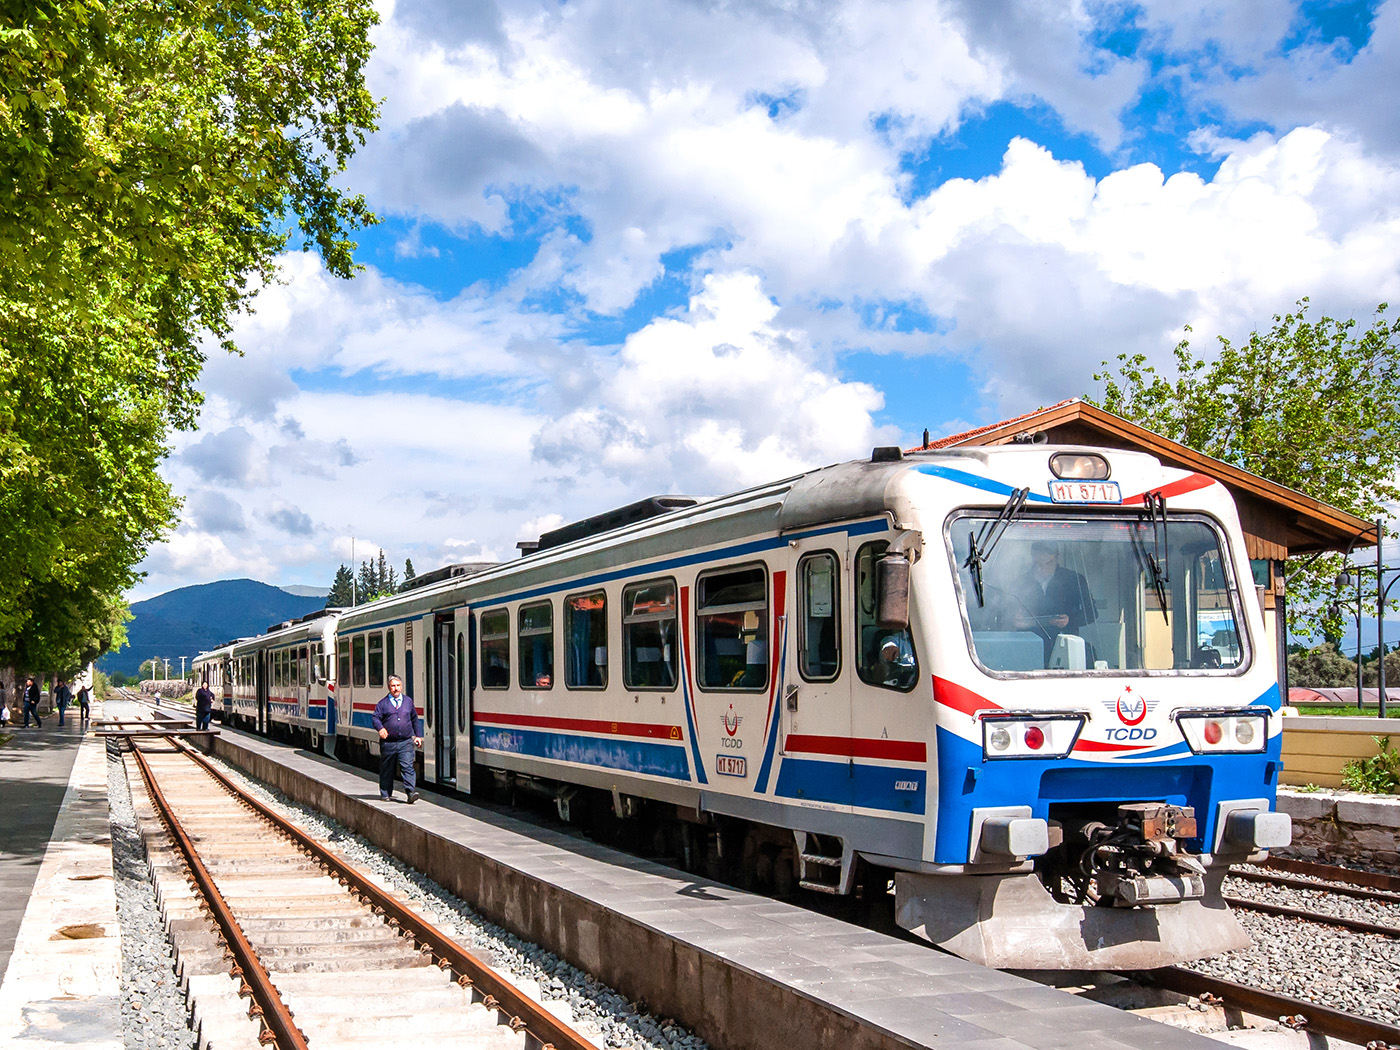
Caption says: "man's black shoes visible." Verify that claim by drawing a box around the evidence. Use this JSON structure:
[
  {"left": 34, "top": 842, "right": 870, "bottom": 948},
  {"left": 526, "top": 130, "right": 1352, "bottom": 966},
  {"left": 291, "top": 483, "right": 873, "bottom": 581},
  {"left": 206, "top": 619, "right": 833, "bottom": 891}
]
[{"left": 406, "top": 791, "right": 420, "bottom": 804}]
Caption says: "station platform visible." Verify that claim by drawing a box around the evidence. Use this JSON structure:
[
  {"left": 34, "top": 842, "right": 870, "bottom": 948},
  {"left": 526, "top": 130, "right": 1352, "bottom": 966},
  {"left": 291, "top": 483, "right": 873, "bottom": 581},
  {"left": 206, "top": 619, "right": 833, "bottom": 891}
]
[
  {"left": 0, "top": 709, "right": 121, "bottom": 1048},
  {"left": 210, "top": 728, "right": 1230, "bottom": 1050}
]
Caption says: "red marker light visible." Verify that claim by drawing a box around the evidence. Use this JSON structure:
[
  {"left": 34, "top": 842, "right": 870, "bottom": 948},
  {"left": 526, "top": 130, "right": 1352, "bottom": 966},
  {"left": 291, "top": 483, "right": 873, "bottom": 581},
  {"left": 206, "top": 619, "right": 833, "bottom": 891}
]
[
  {"left": 1024, "top": 725, "right": 1046, "bottom": 750},
  {"left": 1204, "top": 720, "right": 1223, "bottom": 745}
]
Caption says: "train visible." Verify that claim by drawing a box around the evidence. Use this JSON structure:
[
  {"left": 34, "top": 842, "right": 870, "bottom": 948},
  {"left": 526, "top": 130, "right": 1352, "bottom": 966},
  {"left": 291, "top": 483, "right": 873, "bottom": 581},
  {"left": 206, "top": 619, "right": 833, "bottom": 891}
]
[{"left": 195, "top": 442, "right": 1291, "bottom": 969}]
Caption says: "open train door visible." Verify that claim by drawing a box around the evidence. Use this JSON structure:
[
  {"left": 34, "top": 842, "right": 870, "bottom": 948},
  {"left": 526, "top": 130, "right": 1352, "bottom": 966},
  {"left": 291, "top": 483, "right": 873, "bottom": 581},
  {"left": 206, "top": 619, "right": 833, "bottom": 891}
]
[
  {"left": 455, "top": 606, "right": 472, "bottom": 794},
  {"left": 256, "top": 650, "right": 268, "bottom": 735},
  {"left": 429, "top": 610, "right": 463, "bottom": 787}
]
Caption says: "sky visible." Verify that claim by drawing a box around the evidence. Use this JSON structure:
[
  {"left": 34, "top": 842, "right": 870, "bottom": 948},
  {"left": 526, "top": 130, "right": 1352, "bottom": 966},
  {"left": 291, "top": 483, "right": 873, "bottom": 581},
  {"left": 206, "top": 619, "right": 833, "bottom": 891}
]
[{"left": 135, "top": 0, "right": 1400, "bottom": 602}]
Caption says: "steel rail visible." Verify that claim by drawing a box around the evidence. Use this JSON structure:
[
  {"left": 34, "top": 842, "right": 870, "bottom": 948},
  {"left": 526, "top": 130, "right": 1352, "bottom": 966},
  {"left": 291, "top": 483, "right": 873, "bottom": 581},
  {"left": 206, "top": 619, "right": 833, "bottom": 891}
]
[
  {"left": 1148, "top": 966, "right": 1400, "bottom": 1048},
  {"left": 1232, "top": 867, "right": 1400, "bottom": 905},
  {"left": 1225, "top": 894, "right": 1400, "bottom": 938},
  {"left": 1265, "top": 855, "right": 1400, "bottom": 893},
  {"left": 171, "top": 739, "right": 597, "bottom": 1050},
  {"left": 128, "top": 743, "right": 310, "bottom": 1050}
]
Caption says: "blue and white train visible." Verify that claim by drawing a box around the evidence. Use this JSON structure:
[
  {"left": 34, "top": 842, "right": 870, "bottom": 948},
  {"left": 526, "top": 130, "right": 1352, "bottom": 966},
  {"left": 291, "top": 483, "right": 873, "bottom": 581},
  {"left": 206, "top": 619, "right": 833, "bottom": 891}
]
[{"left": 195, "top": 443, "right": 1290, "bottom": 969}]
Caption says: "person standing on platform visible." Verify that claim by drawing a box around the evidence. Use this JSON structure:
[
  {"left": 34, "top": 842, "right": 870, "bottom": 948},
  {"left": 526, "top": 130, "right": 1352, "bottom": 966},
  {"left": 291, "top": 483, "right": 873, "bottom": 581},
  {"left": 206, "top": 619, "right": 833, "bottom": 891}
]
[
  {"left": 0, "top": 680, "right": 9, "bottom": 727},
  {"left": 194, "top": 679, "right": 215, "bottom": 731},
  {"left": 77, "top": 682, "right": 92, "bottom": 724},
  {"left": 22, "top": 676, "right": 42, "bottom": 728},
  {"left": 372, "top": 675, "right": 421, "bottom": 803},
  {"left": 54, "top": 679, "right": 72, "bottom": 726}
]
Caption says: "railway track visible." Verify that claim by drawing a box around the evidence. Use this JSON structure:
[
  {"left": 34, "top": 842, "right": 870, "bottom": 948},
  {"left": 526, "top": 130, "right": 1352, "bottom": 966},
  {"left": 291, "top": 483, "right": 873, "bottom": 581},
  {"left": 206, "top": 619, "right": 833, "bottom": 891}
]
[{"left": 119, "top": 729, "right": 598, "bottom": 1050}]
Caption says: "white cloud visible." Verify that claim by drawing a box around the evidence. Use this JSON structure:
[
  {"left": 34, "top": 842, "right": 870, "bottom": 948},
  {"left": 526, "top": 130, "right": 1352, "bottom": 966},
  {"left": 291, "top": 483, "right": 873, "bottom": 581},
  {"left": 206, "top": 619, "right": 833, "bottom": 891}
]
[{"left": 534, "top": 271, "right": 895, "bottom": 492}]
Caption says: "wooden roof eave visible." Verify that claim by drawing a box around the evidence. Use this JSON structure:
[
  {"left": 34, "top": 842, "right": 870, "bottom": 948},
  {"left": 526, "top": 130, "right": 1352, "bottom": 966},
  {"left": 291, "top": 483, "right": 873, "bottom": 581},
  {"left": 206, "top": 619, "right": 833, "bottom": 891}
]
[{"left": 928, "top": 399, "right": 1377, "bottom": 557}]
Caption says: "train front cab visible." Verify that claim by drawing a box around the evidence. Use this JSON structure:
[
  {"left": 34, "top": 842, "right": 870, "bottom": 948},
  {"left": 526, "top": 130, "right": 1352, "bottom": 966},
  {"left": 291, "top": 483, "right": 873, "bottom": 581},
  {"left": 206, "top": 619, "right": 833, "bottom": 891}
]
[{"left": 889, "top": 453, "right": 1292, "bottom": 970}]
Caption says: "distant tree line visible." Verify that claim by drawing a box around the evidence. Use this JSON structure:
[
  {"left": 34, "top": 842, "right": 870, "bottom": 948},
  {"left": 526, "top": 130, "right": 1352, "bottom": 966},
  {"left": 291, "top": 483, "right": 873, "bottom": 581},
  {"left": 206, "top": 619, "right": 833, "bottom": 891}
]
[
  {"left": 326, "top": 552, "right": 416, "bottom": 607},
  {"left": 1288, "top": 642, "right": 1400, "bottom": 689}
]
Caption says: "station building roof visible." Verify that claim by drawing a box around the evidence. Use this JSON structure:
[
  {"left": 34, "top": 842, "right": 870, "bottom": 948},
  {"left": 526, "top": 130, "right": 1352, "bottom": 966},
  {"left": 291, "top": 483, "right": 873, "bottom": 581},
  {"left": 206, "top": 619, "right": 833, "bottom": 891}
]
[{"left": 907, "top": 398, "right": 1376, "bottom": 561}]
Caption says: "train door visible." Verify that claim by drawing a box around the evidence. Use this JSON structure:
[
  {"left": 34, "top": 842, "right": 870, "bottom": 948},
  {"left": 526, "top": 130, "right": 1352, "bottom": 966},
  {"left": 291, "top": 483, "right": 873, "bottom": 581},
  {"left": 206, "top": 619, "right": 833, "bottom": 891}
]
[
  {"left": 256, "top": 651, "right": 268, "bottom": 734},
  {"left": 432, "top": 613, "right": 458, "bottom": 785},
  {"left": 779, "top": 540, "right": 853, "bottom": 807},
  {"left": 455, "top": 606, "right": 473, "bottom": 794}
]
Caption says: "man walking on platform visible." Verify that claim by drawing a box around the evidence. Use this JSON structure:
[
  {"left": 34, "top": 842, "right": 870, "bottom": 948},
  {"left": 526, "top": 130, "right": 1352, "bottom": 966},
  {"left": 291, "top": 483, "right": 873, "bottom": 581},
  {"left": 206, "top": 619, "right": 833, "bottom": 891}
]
[
  {"left": 22, "top": 676, "right": 42, "bottom": 728},
  {"left": 372, "top": 675, "right": 421, "bottom": 803},
  {"left": 54, "top": 679, "right": 72, "bottom": 726},
  {"left": 194, "top": 679, "right": 215, "bottom": 731}
]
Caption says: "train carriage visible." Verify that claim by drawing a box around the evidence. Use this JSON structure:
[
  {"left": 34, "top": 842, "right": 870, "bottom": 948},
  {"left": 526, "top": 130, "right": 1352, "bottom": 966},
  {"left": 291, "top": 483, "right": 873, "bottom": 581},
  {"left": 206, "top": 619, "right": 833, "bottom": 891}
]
[
  {"left": 197, "top": 442, "right": 1290, "bottom": 969},
  {"left": 192, "top": 641, "right": 238, "bottom": 723}
]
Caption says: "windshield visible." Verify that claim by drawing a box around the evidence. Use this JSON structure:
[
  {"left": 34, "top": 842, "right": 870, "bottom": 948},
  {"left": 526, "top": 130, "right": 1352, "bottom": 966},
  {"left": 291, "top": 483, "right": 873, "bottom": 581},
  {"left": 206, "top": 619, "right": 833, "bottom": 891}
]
[{"left": 949, "top": 513, "right": 1246, "bottom": 674}]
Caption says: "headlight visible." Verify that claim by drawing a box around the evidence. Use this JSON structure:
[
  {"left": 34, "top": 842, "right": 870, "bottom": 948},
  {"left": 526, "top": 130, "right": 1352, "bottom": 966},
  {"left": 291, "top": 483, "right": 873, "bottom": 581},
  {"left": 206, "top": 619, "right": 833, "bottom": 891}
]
[
  {"left": 981, "top": 712, "right": 1086, "bottom": 759},
  {"left": 1174, "top": 709, "right": 1269, "bottom": 754}
]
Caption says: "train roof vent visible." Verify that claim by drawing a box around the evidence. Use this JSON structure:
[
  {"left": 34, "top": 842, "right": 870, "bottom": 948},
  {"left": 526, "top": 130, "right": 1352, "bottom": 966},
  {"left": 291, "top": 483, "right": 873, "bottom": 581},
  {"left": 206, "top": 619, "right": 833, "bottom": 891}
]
[
  {"left": 265, "top": 619, "right": 296, "bottom": 634},
  {"left": 398, "top": 561, "right": 499, "bottom": 593},
  {"left": 536, "top": 496, "right": 703, "bottom": 552}
]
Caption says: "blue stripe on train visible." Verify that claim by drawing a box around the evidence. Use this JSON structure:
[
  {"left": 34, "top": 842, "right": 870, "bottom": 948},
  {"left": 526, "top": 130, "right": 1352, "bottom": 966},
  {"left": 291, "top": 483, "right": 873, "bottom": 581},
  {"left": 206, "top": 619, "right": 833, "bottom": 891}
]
[
  {"left": 774, "top": 758, "right": 927, "bottom": 815},
  {"left": 475, "top": 725, "right": 692, "bottom": 781}
]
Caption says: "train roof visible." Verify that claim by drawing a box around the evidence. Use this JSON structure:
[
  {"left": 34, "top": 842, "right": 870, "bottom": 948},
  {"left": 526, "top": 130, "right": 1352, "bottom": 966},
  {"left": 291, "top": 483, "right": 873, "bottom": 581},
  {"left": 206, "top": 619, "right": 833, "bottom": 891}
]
[{"left": 230, "top": 442, "right": 1205, "bottom": 643}]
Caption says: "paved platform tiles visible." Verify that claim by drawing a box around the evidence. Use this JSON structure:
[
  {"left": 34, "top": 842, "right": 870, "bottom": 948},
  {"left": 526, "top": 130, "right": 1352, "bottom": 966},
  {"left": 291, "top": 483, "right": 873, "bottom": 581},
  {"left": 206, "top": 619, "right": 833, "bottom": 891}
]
[
  {"left": 213, "top": 729, "right": 1233, "bottom": 1050},
  {"left": 0, "top": 707, "right": 121, "bottom": 1048}
]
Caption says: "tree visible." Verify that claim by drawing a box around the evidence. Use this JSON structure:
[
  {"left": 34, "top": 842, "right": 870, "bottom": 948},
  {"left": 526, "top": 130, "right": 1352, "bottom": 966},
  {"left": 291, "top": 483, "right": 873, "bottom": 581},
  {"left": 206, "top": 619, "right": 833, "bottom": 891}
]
[
  {"left": 0, "top": 0, "right": 379, "bottom": 669},
  {"left": 403, "top": 559, "right": 416, "bottom": 587},
  {"left": 1287, "top": 643, "right": 1359, "bottom": 688},
  {"left": 357, "top": 559, "right": 376, "bottom": 603},
  {"left": 326, "top": 564, "right": 354, "bottom": 607},
  {"left": 1091, "top": 300, "right": 1400, "bottom": 632}
]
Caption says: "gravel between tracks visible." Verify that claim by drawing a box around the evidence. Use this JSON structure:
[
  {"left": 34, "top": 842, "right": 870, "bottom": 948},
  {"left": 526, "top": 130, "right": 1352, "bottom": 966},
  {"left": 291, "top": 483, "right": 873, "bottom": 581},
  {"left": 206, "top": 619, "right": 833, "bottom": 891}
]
[
  {"left": 1181, "top": 864, "right": 1400, "bottom": 1025},
  {"left": 108, "top": 739, "right": 199, "bottom": 1050}
]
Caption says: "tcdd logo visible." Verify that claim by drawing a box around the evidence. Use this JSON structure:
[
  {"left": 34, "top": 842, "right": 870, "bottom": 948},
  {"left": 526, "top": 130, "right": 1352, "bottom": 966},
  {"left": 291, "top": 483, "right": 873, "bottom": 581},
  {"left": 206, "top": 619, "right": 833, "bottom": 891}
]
[
  {"left": 1116, "top": 688, "right": 1147, "bottom": 726},
  {"left": 1105, "top": 727, "right": 1158, "bottom": 742}
]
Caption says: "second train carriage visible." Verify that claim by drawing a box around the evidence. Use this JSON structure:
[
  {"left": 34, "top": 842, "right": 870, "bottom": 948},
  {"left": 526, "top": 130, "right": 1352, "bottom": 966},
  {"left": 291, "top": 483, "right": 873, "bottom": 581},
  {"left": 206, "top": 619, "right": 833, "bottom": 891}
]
[{"left": 197, "top": 442, "right": 1291, "bottom": 969}]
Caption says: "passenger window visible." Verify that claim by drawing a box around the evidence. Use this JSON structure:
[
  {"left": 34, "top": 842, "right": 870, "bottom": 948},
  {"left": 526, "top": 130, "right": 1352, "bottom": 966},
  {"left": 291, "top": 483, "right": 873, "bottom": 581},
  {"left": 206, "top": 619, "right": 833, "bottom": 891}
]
[
  {"left": 856, "top": 542, "right": 918, "bottom": 691},
  {"left": 798, "top": 552, "right": 841, "bottom": 681},
  {"left": 368, "top": 632, "right": 384, "bottom": 688},
  {"left": 565, "top": 591, "right": 608, "bottom": 689},
  {"left": 352, "top": 635, "right": 367, "bottom": 687},
  {"left": 623, "top": 580, "right": 677, "bottom": 690},
  {"left": 518, "top": 602, "right": 554, "bottom": 689},
  {"left": 387, "top": 629, "right": 396, "bottom": 681},
  {"left": 481, "top": 609, "right": 509, "bottom": 689},
  {"left": 337, "top": 641, "right": 350, "bottom": 687},
  {"left": 697, "top": 565, "right": 768, "bottom": 690},
  {"left": 299, "top": 646, "right": 309, "bottom": 687}
]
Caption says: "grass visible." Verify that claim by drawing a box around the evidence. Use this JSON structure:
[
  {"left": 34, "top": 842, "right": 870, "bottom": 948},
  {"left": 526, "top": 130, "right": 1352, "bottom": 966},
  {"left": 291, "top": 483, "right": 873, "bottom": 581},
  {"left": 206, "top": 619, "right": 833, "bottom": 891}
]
[{"left": 1291, "top": 704, "right": 1400, "bottom": 717}]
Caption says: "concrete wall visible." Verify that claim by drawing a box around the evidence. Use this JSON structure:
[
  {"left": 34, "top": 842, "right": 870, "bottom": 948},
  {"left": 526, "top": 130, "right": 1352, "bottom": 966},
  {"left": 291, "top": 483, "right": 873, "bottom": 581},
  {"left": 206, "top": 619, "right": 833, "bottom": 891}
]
[
  {"left": 1280, "top": 715, "right": 1400, "bottom": 789},
  {"left": 1277, "top": 787, "right": 1400, "bottom": 868}
]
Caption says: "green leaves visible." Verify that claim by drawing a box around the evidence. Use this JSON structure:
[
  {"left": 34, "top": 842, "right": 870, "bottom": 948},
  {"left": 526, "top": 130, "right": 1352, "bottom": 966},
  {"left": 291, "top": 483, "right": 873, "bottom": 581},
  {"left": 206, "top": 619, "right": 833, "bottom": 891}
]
[
  {"left": 1091, "top": 300, "right": 1400, "bottom": 635},
  {"left": 0, "top": 0, "right": 379, "bottom": 672}
]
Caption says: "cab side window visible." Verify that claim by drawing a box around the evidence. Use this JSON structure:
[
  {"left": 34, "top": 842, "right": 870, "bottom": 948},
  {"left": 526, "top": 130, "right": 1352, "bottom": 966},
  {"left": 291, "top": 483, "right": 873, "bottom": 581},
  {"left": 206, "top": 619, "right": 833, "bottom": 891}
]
[{"left": 855, "top": 541, "right": 918, "bottom": 691}]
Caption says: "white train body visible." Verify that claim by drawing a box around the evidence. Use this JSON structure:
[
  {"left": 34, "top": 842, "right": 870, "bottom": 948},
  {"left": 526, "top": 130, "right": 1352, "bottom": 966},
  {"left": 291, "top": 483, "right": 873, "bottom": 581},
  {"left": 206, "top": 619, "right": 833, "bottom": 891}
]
[{"left": 196, "top": 445, "right": 1289, "bottom": 969}]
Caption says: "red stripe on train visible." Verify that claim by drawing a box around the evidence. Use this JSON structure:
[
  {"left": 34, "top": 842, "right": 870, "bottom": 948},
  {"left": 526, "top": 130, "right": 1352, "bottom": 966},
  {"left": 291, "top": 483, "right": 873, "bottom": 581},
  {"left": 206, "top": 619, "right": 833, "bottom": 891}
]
[
  {"left": 784, "top": 734, "right": 926, "bottom": 762},
  {"left": 1122, "top": 473, "right": 1215, "bottom": 504}
]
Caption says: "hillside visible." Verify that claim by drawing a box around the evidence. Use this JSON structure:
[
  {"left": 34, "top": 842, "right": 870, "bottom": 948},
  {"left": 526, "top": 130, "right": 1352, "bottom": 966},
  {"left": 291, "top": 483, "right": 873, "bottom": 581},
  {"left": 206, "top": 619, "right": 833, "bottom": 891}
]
[{"left": 99, "top": 579, "right": 326, "bottom": 676}]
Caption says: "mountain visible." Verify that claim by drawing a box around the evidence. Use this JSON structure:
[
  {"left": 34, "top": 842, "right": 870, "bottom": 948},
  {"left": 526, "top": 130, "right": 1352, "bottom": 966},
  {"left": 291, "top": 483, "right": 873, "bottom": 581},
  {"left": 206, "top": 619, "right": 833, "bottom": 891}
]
[{"left": 99, "top": 579, "right": 326, "bottom": 677}]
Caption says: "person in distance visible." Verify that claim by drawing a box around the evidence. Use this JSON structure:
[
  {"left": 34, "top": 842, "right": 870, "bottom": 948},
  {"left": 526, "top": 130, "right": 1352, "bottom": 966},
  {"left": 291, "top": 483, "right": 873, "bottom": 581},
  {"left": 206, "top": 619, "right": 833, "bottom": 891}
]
[
  {"left": 372, "top": 675, "right": 422, "bottom": 803},
  {"left": 195, "top": 679, "right": 215, "bottom": 731}
]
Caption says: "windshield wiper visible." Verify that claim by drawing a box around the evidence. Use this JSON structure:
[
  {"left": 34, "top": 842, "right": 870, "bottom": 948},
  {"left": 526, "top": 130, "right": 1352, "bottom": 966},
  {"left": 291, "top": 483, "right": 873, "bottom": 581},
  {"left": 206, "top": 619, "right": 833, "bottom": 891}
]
[
  {"left": 963, "top": 487, "right": 1030, "bottom": 607},
  {"left": 1141, "top": 490, "right": 1170, "bottom": 624}
]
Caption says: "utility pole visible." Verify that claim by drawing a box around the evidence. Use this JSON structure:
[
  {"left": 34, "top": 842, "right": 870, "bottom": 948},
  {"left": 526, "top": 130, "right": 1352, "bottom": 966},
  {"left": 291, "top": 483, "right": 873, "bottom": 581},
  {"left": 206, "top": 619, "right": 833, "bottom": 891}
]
[
  {"left": 351, "top": 534, "right": 357, "bottom": 606},
  {"left": 180, "top": 656, "right": 187, "bottom": 681}
]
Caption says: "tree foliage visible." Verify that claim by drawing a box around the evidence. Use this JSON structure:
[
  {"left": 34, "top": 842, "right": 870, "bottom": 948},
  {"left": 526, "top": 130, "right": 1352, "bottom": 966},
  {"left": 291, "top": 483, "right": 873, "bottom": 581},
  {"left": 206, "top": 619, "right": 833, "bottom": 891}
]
[
  {"left": 326, "top": 564, "right": 355, "bottom": 608},
  {"left": 1091, "top": 300, "right": 1400, "bottom": 632},
  {"left": 0, "top": 0, "right": 378, "bottom": 672}
]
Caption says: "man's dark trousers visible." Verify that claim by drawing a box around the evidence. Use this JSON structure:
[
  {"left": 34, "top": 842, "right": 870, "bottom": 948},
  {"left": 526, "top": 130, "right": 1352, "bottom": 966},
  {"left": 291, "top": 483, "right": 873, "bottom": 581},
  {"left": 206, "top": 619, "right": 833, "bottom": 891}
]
[{"left": 379, "top": 738, "right": 416, "bottom": 798}]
